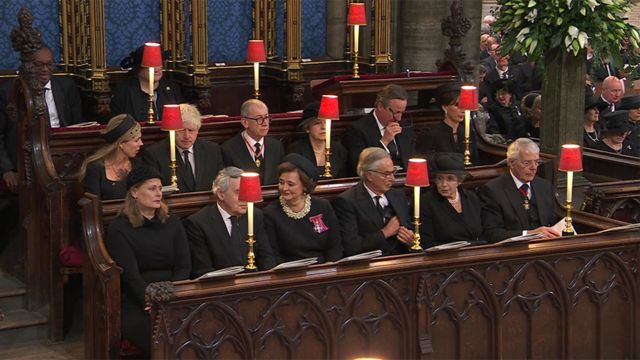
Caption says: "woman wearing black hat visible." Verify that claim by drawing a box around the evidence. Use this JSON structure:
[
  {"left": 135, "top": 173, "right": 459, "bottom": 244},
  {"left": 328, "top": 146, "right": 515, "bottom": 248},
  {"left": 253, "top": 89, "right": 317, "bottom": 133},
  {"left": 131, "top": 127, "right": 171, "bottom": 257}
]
[
  {"left": 418, "top": 152, "right": 485, "bottom": 247},
  {"left": 105, "top": 165, "right": 191, "bottom": 355},
  {"left": 286, "top": 102, "right": 348, "bottom": 178},
  {"left": 521, "top": 92, "right": 541, "bottom": 139},
  {"left": 109, "top": 44, "right": 184, "bottom": 122},
  {"left": 264, "top": 154, "right": 343, "bottom": 263},
  {"left": 79, "top": 114, "right": 143, "bottom": 199},
  {"left": 583, "top": 96, "right": 604, "bottom": 148},
  {"left": 592, "top": 111, "right": 635, "bottom": 155},
  {"left": 417, "top": 83, "right": 478, "bottom": 163},
  {"left": 486, "top": 79, "right": 528, "bottom": 141}
]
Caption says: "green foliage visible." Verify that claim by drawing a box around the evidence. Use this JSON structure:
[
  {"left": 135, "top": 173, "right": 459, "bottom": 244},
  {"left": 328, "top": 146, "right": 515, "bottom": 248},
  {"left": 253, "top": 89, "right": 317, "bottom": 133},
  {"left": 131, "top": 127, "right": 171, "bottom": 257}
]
[{"left": 493, "top": 0, "right": 640, "bottom": 68}]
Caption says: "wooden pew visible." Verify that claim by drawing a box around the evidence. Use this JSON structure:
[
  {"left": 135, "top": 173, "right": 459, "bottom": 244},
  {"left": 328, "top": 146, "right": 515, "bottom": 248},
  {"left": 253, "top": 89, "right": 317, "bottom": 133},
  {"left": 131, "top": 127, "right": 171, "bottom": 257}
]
[
  {"left": 581, "top": 179, "right": 640, "bottom": 223},
  {"left": 79, "top": 163, "right": 629, "bottom": 359}
]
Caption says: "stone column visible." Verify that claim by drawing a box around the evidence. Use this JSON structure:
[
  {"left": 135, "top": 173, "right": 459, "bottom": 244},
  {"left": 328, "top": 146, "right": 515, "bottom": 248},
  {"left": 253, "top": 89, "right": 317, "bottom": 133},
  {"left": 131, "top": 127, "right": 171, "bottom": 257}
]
[{"left": 327, "top": 0, "right": 347, "bottom": 59}]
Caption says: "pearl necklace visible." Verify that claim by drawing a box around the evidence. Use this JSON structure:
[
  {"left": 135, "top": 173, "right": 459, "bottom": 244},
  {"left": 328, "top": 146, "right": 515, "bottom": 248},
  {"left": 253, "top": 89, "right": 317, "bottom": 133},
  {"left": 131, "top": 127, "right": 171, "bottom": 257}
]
[
  {"left": 280, "top": 194, "right": 311, "bottom": 219},
  {"left": 447, "top": 190, "right": 460, "bottom": 204}
]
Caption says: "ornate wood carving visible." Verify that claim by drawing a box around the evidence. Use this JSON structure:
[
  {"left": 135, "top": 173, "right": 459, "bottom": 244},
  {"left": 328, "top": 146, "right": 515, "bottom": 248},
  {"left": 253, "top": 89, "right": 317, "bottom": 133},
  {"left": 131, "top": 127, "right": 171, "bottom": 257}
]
[
  {"left": 283, "top": 0, "right": 302, "bottom": 81},
  {"left": 253, "top": 0, "right": 276, "bottom": 58},
  {"left": 161, "top": 0, "right": 186, "bottom": 68},
  {"left": 370, "top": 0, "right": 392, "bottom": 73},
  {"left": 436, "top": 0, "right": 474, "bottom": 83},
  {"left": 190, "top": 0, "right": 209, "bottom": 86}
]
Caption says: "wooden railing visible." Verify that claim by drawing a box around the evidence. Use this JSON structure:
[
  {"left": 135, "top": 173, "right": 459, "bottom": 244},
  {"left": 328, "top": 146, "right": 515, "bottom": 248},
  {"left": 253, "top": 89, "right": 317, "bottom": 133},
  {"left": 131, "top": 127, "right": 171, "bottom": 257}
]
[{"left": 582, "top": 179, "right": 640, "bottom": 223}]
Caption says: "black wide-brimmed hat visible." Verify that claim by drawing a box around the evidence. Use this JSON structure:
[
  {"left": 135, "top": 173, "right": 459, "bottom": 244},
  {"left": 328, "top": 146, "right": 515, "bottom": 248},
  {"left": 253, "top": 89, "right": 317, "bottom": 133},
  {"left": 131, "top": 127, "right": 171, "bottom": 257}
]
[
  {"left": 434, "top": 81, "right": 462, "bottom": 105},
  {"left": 282, "top": 153, "right": 319, "bottom": 182},
  {"left": 601, "top": 110, "right": 631, "bottom": 134},
  {"left": 491, "top": 79, "right": 517, "bottom": 96},
  {"left": 618, "top": 95, "right": 640, "bottom": 110},
  {"left": 431, "top": 152, "right": 468, "bottom": 177},
  {"left": 297, "top": 101, "right": 320, "bottom": 130},
  {"left": 126, "top": 165, "right": 162, "bottom": 190},
  {"left": 584, "top": 96, "right": 607, "bottom": 112}
]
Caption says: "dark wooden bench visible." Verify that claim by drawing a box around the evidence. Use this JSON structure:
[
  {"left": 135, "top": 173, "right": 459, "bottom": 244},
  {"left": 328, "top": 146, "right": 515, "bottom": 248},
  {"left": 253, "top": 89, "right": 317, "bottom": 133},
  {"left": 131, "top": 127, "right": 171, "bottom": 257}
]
[{"left": 581, "top": 179, "right": 640, "bottom": 223}]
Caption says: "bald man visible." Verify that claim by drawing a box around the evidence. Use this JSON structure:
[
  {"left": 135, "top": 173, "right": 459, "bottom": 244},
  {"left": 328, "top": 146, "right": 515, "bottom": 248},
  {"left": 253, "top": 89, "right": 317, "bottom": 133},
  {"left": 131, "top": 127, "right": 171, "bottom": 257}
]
[{"left": 600, "top": 76, "right": 623, "bottom": 115}]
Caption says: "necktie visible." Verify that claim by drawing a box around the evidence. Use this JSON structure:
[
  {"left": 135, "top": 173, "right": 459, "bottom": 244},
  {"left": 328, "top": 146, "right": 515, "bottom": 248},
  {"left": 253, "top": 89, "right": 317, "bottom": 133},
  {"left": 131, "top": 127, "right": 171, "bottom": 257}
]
[
  {"left": 229, "top": 215, "right": 239, "bottom": 238},
  {"left": 610, "top": 103, "right": 615, "bottom": 112},
  {"left": 518, "top": 183, "right": 529, "bottom": 198},
  {"left": 386, "top": 139, "right": 399, "bottom": 163},
  {"left": 182, "top": 149, "right": 196, "bottom": 190},
  {"left": 374, "top": 196, "right": 385, "bottom": 220},
  {"left": 254, "top": 142, "right": 263, "bottom": 168}
]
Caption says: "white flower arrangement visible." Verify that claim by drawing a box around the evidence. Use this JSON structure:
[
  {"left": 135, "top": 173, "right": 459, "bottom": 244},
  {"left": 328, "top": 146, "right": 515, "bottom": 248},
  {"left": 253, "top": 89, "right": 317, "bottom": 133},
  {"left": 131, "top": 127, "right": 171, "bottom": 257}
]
[{"left": 493, "top": 0, "right": 640, "bottom": 67}]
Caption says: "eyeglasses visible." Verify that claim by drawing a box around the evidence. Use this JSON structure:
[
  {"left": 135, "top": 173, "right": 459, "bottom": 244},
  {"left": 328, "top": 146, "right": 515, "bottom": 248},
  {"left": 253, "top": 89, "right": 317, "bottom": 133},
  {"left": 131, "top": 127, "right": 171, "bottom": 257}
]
[
  {"left": 519, "top": 159, "right": 542, "bottom": 167},
  {"left": 369, "top": 169, "right": 397, "bottom": 178},
  {"left": 244, "top": 115, "right": 272, "bottom": 125},
  {"left": 33, "top": 61, "right": 55, "bottom": 70},
  {"left": 387, "top": 107, "right": 404, "bottom": 118}
]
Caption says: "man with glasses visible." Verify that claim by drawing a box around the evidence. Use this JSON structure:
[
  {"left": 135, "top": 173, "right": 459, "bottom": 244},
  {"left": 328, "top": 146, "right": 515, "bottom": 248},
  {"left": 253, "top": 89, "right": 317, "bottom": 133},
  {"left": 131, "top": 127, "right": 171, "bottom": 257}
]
[
  {"left": 342, "top": 84, "right": 415, "bottom": 175},
  {"left": 334, "top": 147, "right": 414, "bottom": 256},
  {"left": 479, "top": 138, "right": 561, "bottom": 243},
  {"left": 221, "top": 99, "right": 284, "bottom": 185}
]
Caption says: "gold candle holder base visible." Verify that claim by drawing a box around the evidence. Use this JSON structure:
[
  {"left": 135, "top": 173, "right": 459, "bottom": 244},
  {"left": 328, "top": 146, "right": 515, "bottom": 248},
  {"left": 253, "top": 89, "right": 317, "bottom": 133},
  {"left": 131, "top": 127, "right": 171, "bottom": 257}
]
[
  {"left": 352, "top": 50, "right": 360, "bottom": 79},
  {"left": 245, "top": 234, "right": 257, "bottom": 271},
  {"left": 410, "top": 216, "right": 422, "bottom": 252},
  {"left": 322, "top": 147, "right": 332, "bottom": 178},
  {"left": 254, "top": 88, "right": 260, "bottom": 100},
  {"left": 563, "top": 200, "right": 575, "bottom": 236},
  {"left": 147, "top": 95, "right": 155, "bottom": 125},
  {"left": 169, "top": 159, "right": 179, "bottom": 190},
  {"left": 463, "top": 136, "right": 471, "bottom": 166}
]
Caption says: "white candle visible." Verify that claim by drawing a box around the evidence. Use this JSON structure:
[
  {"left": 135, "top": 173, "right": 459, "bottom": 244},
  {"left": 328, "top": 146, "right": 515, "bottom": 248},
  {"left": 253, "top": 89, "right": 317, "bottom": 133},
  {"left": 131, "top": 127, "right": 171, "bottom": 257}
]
[
  {"left": 325, "top": 119, "right": 331, "bottom": 149},
  {"left": 566, "top": 171, "right": 573, "bottom": 203},
  {"left": 169, "top": 130, "right": 176, "bottom": 162},
  {"left": 354, "top": 25, "right": 360, "bottom": 54},
  {"left": 464, "top": 110, "right": 470, "bottom": 139},
  {"left": 247, "top": 202, "right": 254, "bottom": 236},
  {"left": 414, "top": 186, "right": 420, "bottom": 218},
  {"left": 149, "top": 67, "right": 154, "bottom": 98},
  {"left": 253, "top": 62, "right": 260, "bottom": 93}
]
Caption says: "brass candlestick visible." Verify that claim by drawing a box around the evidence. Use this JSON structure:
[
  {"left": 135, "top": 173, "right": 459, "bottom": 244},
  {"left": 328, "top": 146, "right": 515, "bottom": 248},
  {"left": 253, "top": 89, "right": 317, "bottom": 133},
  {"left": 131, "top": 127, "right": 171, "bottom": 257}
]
[
  {"left": 464, "top": 136, "right": 471, "bottom": 166},
  {"left": 323, "top": 147, "right": 332, "bottom": 178},
  {"left": 245, "top": 233, "right": 257, "bottom": 271},
  {"left": 411, "top": 216, "right": 422, "bottom": 251},
  {"left": 169, "top": 159, "right": 178, "bottom": 189},
  {"left": 352, "top": 25, "right": 360, "bottom": 79},
  {"left": 563, "top": 201, "right": 575, "bottom": 236},
  {"left": 147, "top": 95, "right": 155, "bottom": 124}
]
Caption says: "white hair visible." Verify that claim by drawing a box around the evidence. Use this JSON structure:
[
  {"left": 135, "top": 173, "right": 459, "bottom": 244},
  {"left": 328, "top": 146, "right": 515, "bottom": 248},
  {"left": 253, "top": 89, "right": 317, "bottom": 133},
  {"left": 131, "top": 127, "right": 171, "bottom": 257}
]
[{"left": 507, "top": 138, "right": 539, "bottom": 160}]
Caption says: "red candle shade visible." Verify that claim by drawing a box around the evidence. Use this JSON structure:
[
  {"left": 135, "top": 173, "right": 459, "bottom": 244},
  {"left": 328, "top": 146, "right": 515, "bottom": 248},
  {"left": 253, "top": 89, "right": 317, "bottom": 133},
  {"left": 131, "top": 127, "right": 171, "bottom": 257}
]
[
  {"left": 239, "top": 172, "right": 263, "bottom": 202},
  {"left": 318, "top": 95, "right": 340, "bottom": 120},
  {"left": 247, "top": 40, "right": 266, "bottom": 63},
  {"left": 141, "top": 42, "right": 163, "bottom": 68},
  {"left": 347, "top": 3, "right": 367, "bottom": 26},
  {"left": 405, "top": 158, "right": 429, "bottom": 187},
  {"left": 160, "top": 104, "right": 183, "bottom": 131},
  {"left": 559, "top": 144, "right": 583, "bottom": 172},
  {"left": 459, "top": 85, "right": 479, "bottom": 111}
]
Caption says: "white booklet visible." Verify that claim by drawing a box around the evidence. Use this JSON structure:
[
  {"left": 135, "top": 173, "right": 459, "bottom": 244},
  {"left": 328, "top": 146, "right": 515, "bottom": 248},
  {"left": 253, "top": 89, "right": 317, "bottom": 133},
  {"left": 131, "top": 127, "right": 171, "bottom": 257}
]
[
  {"left": 498, "top": 233, "right": 543, "bottom": 245},
  {"left": 272, "top": 257, "right": 318, "bottom": 270},
  {"left": 338, "top": 250, "right": 383, "bottom": 263},
  {"left": 197, "top": 266, "right": 245, "bottom": 280},
  {"left": 425, "top": 241, "right": 471, "bottom": 252},
  {"left": 66, "top": 121, "right": 99, "bottom": 128}
]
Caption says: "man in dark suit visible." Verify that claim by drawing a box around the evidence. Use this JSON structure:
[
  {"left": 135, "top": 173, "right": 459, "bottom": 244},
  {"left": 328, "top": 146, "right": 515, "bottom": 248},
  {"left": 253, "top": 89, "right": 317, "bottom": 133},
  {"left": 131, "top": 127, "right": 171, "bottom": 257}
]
[
  {"left": 142, "top": 104, "right": 224, "bottom": 192},
  {"left": 479, "top": 138, "right": 561, "bottom": 243},
  {"left": 334, "top": 147, "right": 414, "bottom": 256},
  {"left": 221, "top": 99, "right": 285, "bottom": 185},
  {"left": 342, "top": 84, "right": 414, "bottom": 175},
  {"left": 599, "top": 75, "right": 623, "bottom": 115},
  {"left": 183, "top": 166, "right": 276, "bottom": 278},
  {"left": 484, "top": 51, "right": 524, "bottom": 101},
  {"left": 110, "top": 45, "right": 183, "bottom": 122},
  {"left": 33, "top": 46, "right": 84, "bottom": 128}
]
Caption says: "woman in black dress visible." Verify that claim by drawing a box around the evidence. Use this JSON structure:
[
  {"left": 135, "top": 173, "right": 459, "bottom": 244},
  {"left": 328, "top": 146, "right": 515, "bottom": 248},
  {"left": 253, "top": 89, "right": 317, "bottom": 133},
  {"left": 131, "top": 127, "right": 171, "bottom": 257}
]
[
  {"left": 418, "top": 152, "right": 485, "bottom": 248},
  {"left": 79, "top": 114, "right": 143, "bottom": 200},
  {"left": 105, "top": 165, "right": 191, "bottom": 355},
  {"left": 583, "top": 96, "right": 604, "bottom": 148},
  {"left": 286, "top": 101, "right": 348, "bottom": 178},
  {"left": 592, "top": 110, "right": 635, "bottom": 155},
  {"left": 417, "top": 82, "right": 478, "bottom": 163},
  {"left": 264, "top": 153, "right": 343, "bottom": 263}
]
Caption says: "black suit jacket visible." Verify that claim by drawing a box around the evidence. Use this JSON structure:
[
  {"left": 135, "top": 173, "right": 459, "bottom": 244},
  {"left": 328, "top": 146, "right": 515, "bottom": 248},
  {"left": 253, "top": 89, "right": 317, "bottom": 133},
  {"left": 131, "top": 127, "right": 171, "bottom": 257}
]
[
  {"left": 479, "top": 172, "right": 559, "bottom": 243},
  {"left": 341, "top": 111, "right": 415, "bottom": 175},
  {"left": 419, "top": 187, "right": 485, "bottom": 247},
  {"left": 484, "top": 65, "right": 524, "bottom": 100},
  {"left": 334, "top": 182, "right": 412, "bottom": 256},
  {"left": 221, "top": 132, "right": 285, "bottom": 185},
  {"left": 416, "top": 121, "right": 478, "bottom": 164},
  {"left": 286, "top": 136, "right": 348, "bottom": 179},
  {"left": 50, "top": 76, "right": 84, "bottom": 127},
  {"left": 142, "top": 138, "right": 224, "bottom": 193},
  {"left": 183, "top": 204, "right": 276, "bottom": 278},
  {"left": 109, "top": 77, "right": 183, "bottom": 123}
]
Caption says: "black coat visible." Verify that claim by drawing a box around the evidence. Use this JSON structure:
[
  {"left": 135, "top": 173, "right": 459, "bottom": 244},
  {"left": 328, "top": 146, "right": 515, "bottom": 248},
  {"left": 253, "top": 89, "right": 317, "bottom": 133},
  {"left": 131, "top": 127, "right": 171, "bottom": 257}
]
[
  {"left": 109, "top": 77, "right": 183, "bottom": 123},
  {"left": 591, "top": 138, "right": 635, "bottom": 156},
  {"left": 486, "top": 102, "right": 528, "bottom": 141},
  {"left": 49, "top": 76, "right": 84, "bottom": 127},
  {"left": 334, "top": 182, "right": 412, "bottom": 256},
  {"left": 341, "top": 111, "right": 415, "bottom": 176},
  {"left": 479, "top": 172, "right": 559, "bottom": 243},
  {"left": 419, "top": 187, "right": 485, "bottom": 247},
  {"left": 83, "top": 158, "right": 142, "bottom": 200},
  {"left": 416, "top": 121, "right": 478, "bottom": 164},
  {"left": 484, "top": 65, "right": 525, "bottom": 101},
  {"left": 142, "top": 138, "right": 224, "bottom": 193},
  {"left": 183, "top": 204, "right": 276, "bottom": 277},
  {"left": 221, "top": 132, "right": 285, "bottom": 185},
  {"left": 286, "top": 136, "right": 349, "bottom": 179}
]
